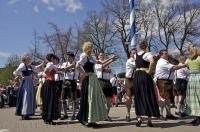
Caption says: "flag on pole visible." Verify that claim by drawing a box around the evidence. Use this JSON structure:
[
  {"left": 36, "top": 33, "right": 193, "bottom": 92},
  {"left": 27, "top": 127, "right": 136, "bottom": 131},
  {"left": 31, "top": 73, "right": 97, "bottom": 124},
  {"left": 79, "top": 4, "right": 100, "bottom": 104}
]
[{"left": 129, "top": 0, "right": 136, "bottom": 48}]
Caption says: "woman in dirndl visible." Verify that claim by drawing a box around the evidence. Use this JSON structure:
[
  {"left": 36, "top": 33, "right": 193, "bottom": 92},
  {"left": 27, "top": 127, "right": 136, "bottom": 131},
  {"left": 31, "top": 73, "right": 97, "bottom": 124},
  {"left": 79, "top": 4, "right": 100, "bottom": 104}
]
[
  {"left": 95, "top": 50, "right": 117, "bottom": 121},
  {"left": 185, "top": 44, "right": 200, "bottom": 126},
  {"left": 133, "top": 41, "right": 160, "bottom": 127},
  {"left": 76, "top": 42, "right": 108, "bottom": 127},
  {"left": 13, "top": 55, "right": 36, "bottom": 120},
  {"left": 41, "top": 54, "right": 60, "bottom": 124}
]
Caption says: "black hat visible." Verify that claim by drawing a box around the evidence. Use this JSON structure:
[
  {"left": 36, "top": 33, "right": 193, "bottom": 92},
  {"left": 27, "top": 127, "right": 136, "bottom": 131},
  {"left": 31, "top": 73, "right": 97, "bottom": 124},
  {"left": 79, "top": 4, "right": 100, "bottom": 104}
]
[{"left": 66, "top": 51, "right": 75, "bottom": 57}]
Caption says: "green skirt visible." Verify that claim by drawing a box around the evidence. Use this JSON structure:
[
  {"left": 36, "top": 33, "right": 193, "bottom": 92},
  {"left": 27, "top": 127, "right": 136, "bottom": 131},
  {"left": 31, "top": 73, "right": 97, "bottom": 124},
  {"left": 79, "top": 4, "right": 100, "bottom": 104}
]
[
  {"left": 186, "top": 72, "right": 200, "bottom": 116},
  {"left": 88, "top": 74, "right": 108, "bottom": 123}
]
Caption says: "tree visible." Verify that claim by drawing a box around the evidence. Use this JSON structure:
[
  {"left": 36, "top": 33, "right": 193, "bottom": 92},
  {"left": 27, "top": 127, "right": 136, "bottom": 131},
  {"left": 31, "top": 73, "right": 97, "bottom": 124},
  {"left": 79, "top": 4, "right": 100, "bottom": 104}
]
[
  {"left": 81, "top": 10, "right": 117, "bottom": 55},
  {"left": 29, "top": 30, "right": 44, "bottom": 62},
  {"left": 172, "top": 0, "right": 200, "bottom": 54},
  {"left": 137, "top": 0, "right": 158, "bottom": 52},
  {"left": 6, "top": 54, "right": 20, "bottom": 68},
  {"left": 0, "top": 54, "right": 20, "bottom": 85},
  {"left": 41, "top": 23, "right": 73, "bottom": 62},
  {"left": 102, "top": 0, "right": 130, "bottom": 58},
  {"left": 154, "top": 0, "right": 180, "bottom": 50}
]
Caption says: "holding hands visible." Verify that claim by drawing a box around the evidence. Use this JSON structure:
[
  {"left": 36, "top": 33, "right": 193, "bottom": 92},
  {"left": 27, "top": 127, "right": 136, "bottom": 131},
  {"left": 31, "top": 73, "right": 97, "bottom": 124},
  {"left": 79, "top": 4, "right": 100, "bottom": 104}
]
[{"left": 111, "top": 54, "right": 118, "bottom": 61}]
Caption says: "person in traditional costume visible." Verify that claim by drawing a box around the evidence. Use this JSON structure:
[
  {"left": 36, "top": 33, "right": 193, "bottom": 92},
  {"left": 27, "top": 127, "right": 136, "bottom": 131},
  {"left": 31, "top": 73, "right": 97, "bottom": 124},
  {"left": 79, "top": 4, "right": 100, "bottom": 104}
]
[
  {"left": 185, "top": 44, "right": 200, "bottom": 126},
  {"left": 95, "top": 50, "right": 117, "bottom": 121},
  {"left": 155, "top": 49, "right": 186, "bottom": 120},
  {"left": 13, "top": 54, "right": 45, "bottom": 120},
  {"left": 76, "top": 42, "right": 109, "bottom": 127},
  {"left": 41, "top": 54, "right": 60, "bottom": 124},
  {"left": 133, "top": 41, "right": 160, "bottom": 127},
  {"left": 124, "top": 48, "right": 136, "bottom": 122},
  {"left": 61, "top": 51, "right": 79, "bottom": 120}
]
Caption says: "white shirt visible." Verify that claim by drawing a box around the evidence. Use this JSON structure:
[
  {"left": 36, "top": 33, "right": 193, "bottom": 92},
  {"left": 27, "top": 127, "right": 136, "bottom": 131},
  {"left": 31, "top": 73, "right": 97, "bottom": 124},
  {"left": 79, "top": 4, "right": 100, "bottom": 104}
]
[
  {"left": 95, "top": 64, "right": 112, "bottom": 80},
  {"left": 38, "top": 72, "right": 45, "bottom": 83},
  {"left": 13, "top": 63, "right": 26, "bottom": 76},
  {"left": 125, "top": 57, "right": 136, "bottom": 78},
  {"left": 175, "top": 63, "right": 190, "bottom": 80},
  {"left": 77, "top": 53, "right": 96, "bottom": 66},
  {"left": 154, "top": 58, "right": 175, "bottom": 80},
  {"left": 54, "top": 64, "right": 64, "bottom": 81},
  {"left": 110, "top": 76, "right": 117, "bottom": 87},
  {"left": 61, "top": 61, "right": 79, "bottom": 80},
  {"left": 46, "top": 62, "right": 57, "bottom": 71},
  {"left": 137, "top": 51, "right": 153, "bottom": 62},
  {"left": 13, "top": 63, "right": 36, "bottom": 76}
]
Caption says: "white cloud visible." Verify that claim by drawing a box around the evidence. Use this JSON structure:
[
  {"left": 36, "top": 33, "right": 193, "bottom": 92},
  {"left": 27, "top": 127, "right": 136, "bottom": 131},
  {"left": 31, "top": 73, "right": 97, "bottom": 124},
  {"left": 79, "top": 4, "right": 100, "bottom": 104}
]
[
  {"left": 64, "top": 0, "right": 83, "bottom": 13},
  {"left": 47, "top": 6, "right": 55, "bottom": 12},
  {"left": 142, "top": 0, "right": 152, "bottom": 4},
  {"left": 41, "top": 0, "right": 50, "bottom": 5},
  {"left": 160, "top": 0, "right": 181, "bottom": 7},
  {"left": 41, "top": 0, "right": 83, "bottom": 13},
  {"left": 33, "top": 5, "right": 40, "bottom": 13},
  {"left": 0, "top": 51, "right": 11, "bottom": 58},
  {"left": 6, "top": 0, "right": 83, "bottom": 13},
  {"left": 7, "top": 0, "right": 20, "bottom": 5}
]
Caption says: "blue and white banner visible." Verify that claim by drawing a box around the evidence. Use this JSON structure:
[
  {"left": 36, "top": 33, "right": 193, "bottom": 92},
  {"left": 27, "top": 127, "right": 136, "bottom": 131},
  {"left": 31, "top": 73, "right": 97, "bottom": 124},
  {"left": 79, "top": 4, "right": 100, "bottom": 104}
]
[{"left": 129, "top": 0, "right": 136, "bottom": 47}]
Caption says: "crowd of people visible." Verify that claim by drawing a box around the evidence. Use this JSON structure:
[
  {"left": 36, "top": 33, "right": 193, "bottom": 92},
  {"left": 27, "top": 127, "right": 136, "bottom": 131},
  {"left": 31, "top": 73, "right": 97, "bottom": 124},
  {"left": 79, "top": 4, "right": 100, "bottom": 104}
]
[
  {"left": 0, "top": 84, "right": 18, "bottom": 108},
  {"left": 1, "top": 40, "right": 200, "bottom": 128}
]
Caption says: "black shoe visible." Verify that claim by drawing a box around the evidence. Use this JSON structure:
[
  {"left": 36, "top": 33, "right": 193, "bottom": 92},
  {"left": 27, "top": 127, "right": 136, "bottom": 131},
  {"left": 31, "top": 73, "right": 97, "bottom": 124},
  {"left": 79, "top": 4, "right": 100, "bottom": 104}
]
[
  {"left": 49, "top": 121, "right": 56, "bottom": 125},
  {"left": 91, "top": 123, "right": 101, "bottom": 128},
  {"left": 60, "top": 115, "right": 68, "bottom": 120},
  {"left": 21, "top": 116, "right": 30, "bottom": 120},
  {"left": 170, "top": 104, "right": 177, "bottom": 108},
  {"left": 147, "top": 122, "right": 154, "bottom": 127},
  {"left": 136, "top": 120, "right": 142, "bottom": 127},
  {"left": 180, "top": 112, "right": 188, "bottom": 118},
  {"left": 175, "top": 111, "right": 180, "bottom": 115},
  {"left": 44, "top": 120, "right": 54, "bottom": 125},
  {"left": 159, "top": 115, "right": 166, "bottom": 120},
  {"left": 105, "top": 116, "right": 112, "bottom": 122},
  {"left": 166, "top": 114, "right": 178, "bottom": 120},
  {"left": 125, "top": 116, "right": 131, "bottom": 122},
  {"left": 71, "top": 115, "right": 76, "bottom": 120},
  {"left": 87, "top": 122, "right": 99, "bottom": 128},
  {"left": 190, "top": 118, "right": 200, "bottom": 126}
]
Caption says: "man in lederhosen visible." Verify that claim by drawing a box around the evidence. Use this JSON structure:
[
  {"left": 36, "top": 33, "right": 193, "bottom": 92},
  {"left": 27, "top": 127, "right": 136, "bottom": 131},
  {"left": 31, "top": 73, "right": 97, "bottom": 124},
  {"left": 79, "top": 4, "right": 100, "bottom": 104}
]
[
  {"left": 61, "top": 51, "right": 79, "bottom": 120},
  {"left": 124, "top": 48, "right": 136, "bottom": 122},
  {"left": 155, "top": 49, "right": 186, "bottom": 120}
]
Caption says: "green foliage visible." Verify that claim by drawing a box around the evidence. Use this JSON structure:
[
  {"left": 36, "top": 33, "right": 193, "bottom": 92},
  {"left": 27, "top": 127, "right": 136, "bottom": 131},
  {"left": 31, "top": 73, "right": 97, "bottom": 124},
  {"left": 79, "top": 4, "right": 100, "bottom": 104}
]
[
  {"left": 117, "top": 72, "right": 125, "bottom": 78},
  {"left": 0, "top": 54, "right": 20, "bottom": 85},
  {"left": 0, "top": 65, "right": 16, "bottom": 85}
]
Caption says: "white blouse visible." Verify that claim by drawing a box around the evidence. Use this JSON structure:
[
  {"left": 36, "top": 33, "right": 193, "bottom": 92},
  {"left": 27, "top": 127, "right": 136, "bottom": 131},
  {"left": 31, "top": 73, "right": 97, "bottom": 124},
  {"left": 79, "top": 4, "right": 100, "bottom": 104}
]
[
  {"left": 137, "top": 51, "right": 153, "bottom": 62},
  {"left": 13, "top": 63, "right": 36, "bottom": 76},
  {"left": 125, "top": 57, "right": 136, "bottom": 78},
  {"left": 77, "top": 53, "right": 96, "bottom": 66},
  {"left": 61, "top": 61, "right": 79, "bottom": 80},
  {"left": 45, "top": 62, "right": 57, "bottom": 71},
  {"left": 95, "top": 64, "right": 112, "bottom": 80}
]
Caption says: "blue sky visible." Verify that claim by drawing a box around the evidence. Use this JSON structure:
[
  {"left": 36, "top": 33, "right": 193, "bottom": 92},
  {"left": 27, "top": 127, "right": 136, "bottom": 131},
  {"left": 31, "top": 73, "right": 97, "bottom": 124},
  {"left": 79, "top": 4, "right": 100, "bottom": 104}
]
[
  {"left": 0, "top": 0, "right": 102, "bottom": 67},
  {"left": 0, "top": 0, "right": 199, "bottom": 68}
]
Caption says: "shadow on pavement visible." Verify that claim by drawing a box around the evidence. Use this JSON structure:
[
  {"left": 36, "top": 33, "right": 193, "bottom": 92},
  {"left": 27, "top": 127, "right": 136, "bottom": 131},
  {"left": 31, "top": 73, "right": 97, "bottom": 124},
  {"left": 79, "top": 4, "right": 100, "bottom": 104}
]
[{"left": 153, "top": 121, "right": 187, "bottom": 128}]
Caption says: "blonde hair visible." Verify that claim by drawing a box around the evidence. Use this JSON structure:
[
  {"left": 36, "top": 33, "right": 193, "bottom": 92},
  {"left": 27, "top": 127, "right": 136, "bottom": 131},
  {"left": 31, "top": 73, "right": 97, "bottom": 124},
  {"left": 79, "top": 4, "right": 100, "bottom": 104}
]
[
  {"left": 82, "top": 41, "right": 93, "bottom": 55},
  {"left": 21, "top": 54, "right": 30, "bottom": 63},
  {"left": 188, "top": 44, "right": 198, "bottom": 60}
]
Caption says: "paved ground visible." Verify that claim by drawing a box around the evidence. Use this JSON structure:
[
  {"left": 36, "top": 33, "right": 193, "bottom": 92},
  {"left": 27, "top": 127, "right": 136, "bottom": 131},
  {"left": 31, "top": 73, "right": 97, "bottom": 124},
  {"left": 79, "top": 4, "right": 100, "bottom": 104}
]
[{"left": 0, "top": 106, "right": 200, "bottom": 132}]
